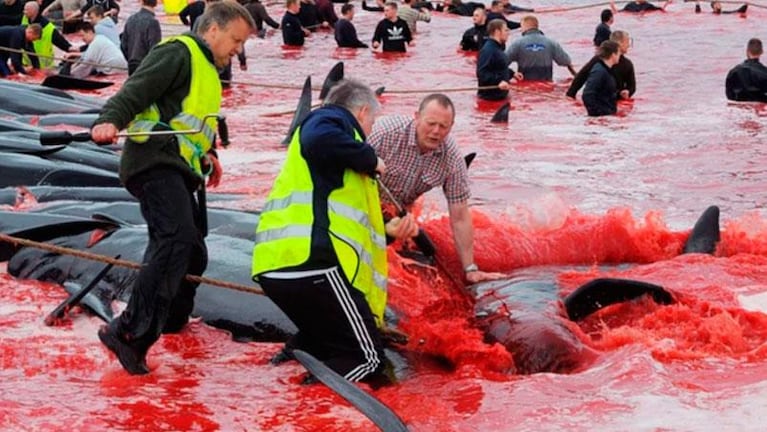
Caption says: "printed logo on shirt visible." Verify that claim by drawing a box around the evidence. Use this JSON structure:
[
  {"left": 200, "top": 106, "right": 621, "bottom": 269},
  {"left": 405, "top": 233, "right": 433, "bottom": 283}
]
[
  {"left": 387, "top": 26, "right": 405, "bottom": 41},
  {"left": 524, "top": 43, "right": 546, "bottom": 52}
]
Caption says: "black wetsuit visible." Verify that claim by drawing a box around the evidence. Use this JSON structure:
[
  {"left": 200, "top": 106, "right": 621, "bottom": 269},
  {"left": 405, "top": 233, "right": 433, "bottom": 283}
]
[
  {"left": 437, "top": 1, "right": 484, "bottom": 16},
  {"left": 725, "top": 58, "right": 767, "bottom": 102},
  {"left": 179, "top": 1, "right": 205, "bottom": 30}
]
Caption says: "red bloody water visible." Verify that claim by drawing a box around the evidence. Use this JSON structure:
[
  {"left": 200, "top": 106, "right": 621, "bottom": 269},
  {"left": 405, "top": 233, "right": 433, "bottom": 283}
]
[{"left": 3, "top": 1, "right": 767, "bottom": 430}]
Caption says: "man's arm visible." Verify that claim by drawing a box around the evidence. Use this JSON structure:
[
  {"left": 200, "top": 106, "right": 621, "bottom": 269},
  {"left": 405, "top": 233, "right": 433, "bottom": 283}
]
[
  {"left": 448, "top": 200, "right": 474, "bottom": 269},
  {"left": 566, "top": 56, "right": 597, "bottom": 98},
  {"left": 51, "top": 28, "right": 72, "bottom": 52},
  {"left": 179, "top": 4, "right": 192, "bottom": 26}
]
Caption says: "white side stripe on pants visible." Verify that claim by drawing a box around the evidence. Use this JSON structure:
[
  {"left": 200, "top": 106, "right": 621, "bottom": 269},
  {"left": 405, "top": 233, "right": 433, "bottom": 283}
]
[{"left": 327, "top": 268, "right": 381, "bottom": 382}]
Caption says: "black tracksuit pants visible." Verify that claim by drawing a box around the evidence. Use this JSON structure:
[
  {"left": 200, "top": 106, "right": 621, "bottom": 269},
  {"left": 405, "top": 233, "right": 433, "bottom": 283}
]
[
  {"left": 260, "top": 266, "right": 385, "bottom": 382},
  {"left": 116, "top": 167, "right": 207, "bottom": 354}
]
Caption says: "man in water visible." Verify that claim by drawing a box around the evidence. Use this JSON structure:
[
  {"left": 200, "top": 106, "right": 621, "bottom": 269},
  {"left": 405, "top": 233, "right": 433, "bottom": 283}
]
[
  {"left": 505, "top": 15, "right": 575, "bottom": 81},
  {"left": 613, "top": 0, "right": 669, "bottom": 13},
  {"left": 725, "top": 38, "right": 767, "bottom": 102},
  {"left": 583, "top": 40, "right": 622, "bottom": 116},
  {"left": 567, "top": 30, "right": 635, "bottom": 101}
]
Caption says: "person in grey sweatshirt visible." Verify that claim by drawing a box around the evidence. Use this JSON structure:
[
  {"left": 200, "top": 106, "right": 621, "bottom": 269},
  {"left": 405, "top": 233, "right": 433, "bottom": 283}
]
[{"left": 505, "top": 15, "right": 575, "bottom": 81}]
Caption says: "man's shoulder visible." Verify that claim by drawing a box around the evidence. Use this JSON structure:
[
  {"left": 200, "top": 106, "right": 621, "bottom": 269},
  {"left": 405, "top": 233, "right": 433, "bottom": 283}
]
[{"left": 372, "top": 115, "right": 411, "bottom": 135}]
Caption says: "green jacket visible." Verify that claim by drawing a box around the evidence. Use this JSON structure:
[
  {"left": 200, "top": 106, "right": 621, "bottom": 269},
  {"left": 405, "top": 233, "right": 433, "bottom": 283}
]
[{"left": 94, "top": 32, "right": 218, "bottom": 187}]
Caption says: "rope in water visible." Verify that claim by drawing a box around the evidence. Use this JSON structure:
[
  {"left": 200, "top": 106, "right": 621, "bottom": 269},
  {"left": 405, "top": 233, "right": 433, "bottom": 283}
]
[{"left": 0, "top": 232, "right": 265, "bottom": 296}]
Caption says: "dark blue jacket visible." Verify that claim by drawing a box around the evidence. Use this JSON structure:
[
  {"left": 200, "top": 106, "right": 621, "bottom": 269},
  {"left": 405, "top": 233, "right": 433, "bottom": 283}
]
[
  {"left": 0, "top": 25, "right": 38, "bottom": 75},
  {"left": 583, "top": 60, "right": 617, "bottom": 116},
  {"left": 296, "top": 104, "right": 378, "bottom": 268},
  {"left": 593, "top": 22, "right": 610, "bottom": 46},
  {"left": 477, "top": 38, "right": 512, "bottom": 100}
]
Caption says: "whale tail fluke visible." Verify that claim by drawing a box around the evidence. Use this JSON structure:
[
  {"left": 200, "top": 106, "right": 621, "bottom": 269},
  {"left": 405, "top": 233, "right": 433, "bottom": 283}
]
[
  {"left": 683, "top": 205, "right": 720, "bottom": 255},
  {"left": 563, "top": 278, "right": 674, "bottom": 322}
]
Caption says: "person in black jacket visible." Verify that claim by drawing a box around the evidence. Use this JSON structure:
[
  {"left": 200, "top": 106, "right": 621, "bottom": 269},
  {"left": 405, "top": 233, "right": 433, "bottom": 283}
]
[
  {"left": 0, "top": 0, "right": 24, "bottom": 26},
  {"left": 567, "top": 30, "right": 635, "bottom": 100},
  {"left": 0, "top": 24, "right": 39, "bottom": 76},
  {"left": 244, "top": 0, "right": 279, "bottom": 38},
  {"left": 593, "top": 9, "right": 612, "bottom": 47},
  {"left": 476, "top": 19, "right": 521, "bottom": 100},
  {"left": 460, "top": 6, "right": 487, "bottom": 51},
  {"left": 120, "top": 0, "right": 161, "bottom": 75},
  {"left": 335, "top": 3, "right": 367, "bottom": 48},
  {"left": 179, "top": 0, "right": 205, "bottom": 30},
  {"left": 725, "top": 38, "right": 767, "bottom": 102},
  {"left": 486, "top": 0, "right": 519, "bottom": 30},
  {"left": 583, "top": 40, "right": 621, "bottom": 116},
  {"left": 437, "top": 0, "right": 484, "bottom": 16},
  {"left": 371, "top": 2, "right": 412, "bottom": 52},
  {"left": 298, "top": 0, "right": 327, "bottom": 30},
  {"left": 282, "top": 0, "right": 309, "bottom": 46}
]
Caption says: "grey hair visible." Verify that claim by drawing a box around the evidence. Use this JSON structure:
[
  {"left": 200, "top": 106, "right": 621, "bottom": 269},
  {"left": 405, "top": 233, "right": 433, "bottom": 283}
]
[
  {"left": 196, "top": 1, "right": 256, "bottom": 35},
  {"left": 323, "top": 79, "right": 380, "bottom": 114}
]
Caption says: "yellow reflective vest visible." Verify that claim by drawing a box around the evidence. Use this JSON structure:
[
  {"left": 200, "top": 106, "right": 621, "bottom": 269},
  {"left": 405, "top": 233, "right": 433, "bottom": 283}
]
[
  {"left": 21, "top": 16, "right": 55, "bottom": 69},
  {"left": 126, "top": 35, "right": 221, "bottom": 176},
  {"left": 252, "top": 126, "right": 389, "bottom": 326}
]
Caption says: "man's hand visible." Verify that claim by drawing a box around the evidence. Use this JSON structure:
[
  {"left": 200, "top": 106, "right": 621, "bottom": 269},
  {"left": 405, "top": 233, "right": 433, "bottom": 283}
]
[
  {"left": 385, "top": 214, "right": 418, "bottom": 239},
  {"left": 513, "top": 71, "right": 524, "bottom": 81},
  {"left": 206, "top": 154, "right": 223, "bottom": 188},
  {"left": 465, "top": 269, "right": 506, "bottom": 284},
  {"left": 372, "top": 41, "right": 380, "bottom": 49},
  {"left": 498, "top": 80, "right": 510, "bottom": 90},
  {"left": 619, "top": 89, "right": 630, "bottom": 99},
  {"left": 375, "top": 157, "right": 386, "bottom": 175},
  {"left": 91, "top": 123, "right": 119, "bottom": 144}
]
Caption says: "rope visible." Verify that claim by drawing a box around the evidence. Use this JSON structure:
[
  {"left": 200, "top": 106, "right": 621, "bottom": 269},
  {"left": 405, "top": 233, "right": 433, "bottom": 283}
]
[
  {"left": 0, "top": 232, "right": 265, "bottom": 296},
  {"left": 379, "top": 83, "right": 565, "bottom": 100}
]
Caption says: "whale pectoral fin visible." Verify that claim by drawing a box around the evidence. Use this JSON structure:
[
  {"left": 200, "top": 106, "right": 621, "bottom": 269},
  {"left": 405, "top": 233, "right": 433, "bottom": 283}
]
[
  {"left": 563, "top": 278, "right": 674, "bottom": 322},
  {"left": 282, "top": 76, "right": 313, "bottom": 145},
  {"left": 683, "top": 205, "right": 720, "bottom": 254},
  {"left": 292, "top": 349, "right": 409, "bottom": 432}
]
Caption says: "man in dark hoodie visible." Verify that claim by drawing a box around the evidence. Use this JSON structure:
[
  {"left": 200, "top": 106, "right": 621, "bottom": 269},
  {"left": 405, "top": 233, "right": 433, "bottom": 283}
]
[
  {"left": 583, "top": 40, "right": 622, "bottom": 116},
  {"left": 372, "top": 1, "right": 412, "bottom": 52},
  {"left": 477, "top": 18, "right": 521, "bottom": 100},
  {"left": 725, "top": 38, "right": 767, "bottom": 102},
  {"left": 252, "top": 79, "right": 418, "bottom": 384},
  {"left": 335, "top": 3, "right": 367, "bottom": 48},
  {"left": 90, "top": 2, "right": 255, "bottom": 376},
  {"left": 567, "top": 30, "right": 635, "bottom": 100}
]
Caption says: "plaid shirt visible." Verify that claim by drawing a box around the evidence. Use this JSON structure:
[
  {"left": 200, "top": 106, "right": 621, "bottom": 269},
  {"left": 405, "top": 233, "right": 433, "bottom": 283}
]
[{"left": 369, "top": 115, "right": 470, "bottom": 209}]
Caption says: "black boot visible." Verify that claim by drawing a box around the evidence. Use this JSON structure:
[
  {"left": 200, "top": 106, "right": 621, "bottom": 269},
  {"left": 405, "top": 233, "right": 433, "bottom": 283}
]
[{"left": 98, "top": 323, "right": 150, "bottom": 375}]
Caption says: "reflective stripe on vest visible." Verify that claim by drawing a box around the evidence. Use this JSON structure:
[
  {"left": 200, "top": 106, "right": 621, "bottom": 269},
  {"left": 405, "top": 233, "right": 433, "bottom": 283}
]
[
  {"left": 21, "top": 18, "right": 55, "bottom": 69},
  {"left": 125, "top": 35, "right": 221, "bottom": 175},
  {"left": 252, "top": 125, "right": 389, "bottom": 325}
]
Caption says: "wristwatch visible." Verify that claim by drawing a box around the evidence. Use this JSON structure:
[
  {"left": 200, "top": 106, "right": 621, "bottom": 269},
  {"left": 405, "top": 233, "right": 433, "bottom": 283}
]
[{"left": 464, "top": 263, "right": 479, "bottom": 274}]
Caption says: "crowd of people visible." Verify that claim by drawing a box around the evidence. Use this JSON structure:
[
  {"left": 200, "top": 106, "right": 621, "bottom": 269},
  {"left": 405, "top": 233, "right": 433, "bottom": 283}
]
[{"left": 0, "top": 0, "right": 765, "bottom": 383}]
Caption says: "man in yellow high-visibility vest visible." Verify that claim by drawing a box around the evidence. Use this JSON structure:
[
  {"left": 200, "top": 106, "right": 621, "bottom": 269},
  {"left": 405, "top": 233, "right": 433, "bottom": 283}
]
[
  {"left": 252, "top": 79, "right": 418, "bottom": 384},
  {"left": 89, "top": 2, "right": 255, "bottom": 375}
]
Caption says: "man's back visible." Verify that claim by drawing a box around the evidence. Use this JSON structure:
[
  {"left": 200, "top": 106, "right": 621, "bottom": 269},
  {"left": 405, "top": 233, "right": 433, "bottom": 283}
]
[
  {"left": 506, "top": 29, "right": 571, "bottom": 81},
  {"left": 120, "top": 8, "right": 161, "bottom": 74},
  {"left": 725, "top": 59, "right": 767, "bottom": 102}
]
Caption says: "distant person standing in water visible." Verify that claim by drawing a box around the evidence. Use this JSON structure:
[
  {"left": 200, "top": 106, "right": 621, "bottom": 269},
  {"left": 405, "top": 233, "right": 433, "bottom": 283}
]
[
  {"left": 335, "top": 3, "right": 367, "bottom": 48},
  {"left": 593, "top": 8, "right": 612, "bottom": 48},
  {"left": 725, "top": 38, "right": 767, "bottom": 102},
  {"left": 612, "top": 0, "right": 669, "bottom": 13},
  {"left": 371, "top": 2, "right": 413, "bottom": 52},
  {"left": 583, "top": 40, "right": 622, "bottom": 116}
]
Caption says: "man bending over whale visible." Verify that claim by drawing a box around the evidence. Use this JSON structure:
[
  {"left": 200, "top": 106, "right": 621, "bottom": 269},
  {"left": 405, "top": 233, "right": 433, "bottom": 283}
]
[
  {"left": 369, "top": 94, "right": 505, "bottom": 283},
  {"left": 90, "top": 2, "right": 255, "bottom": 375}
]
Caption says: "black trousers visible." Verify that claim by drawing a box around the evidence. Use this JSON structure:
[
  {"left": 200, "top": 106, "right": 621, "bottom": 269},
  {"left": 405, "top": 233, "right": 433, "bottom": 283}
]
[
  {"left": 117, "top": 168, "right": 207, "bottom": 353},
  {"left": 260, "top": 267, "right": 385, "bottom": 382}
]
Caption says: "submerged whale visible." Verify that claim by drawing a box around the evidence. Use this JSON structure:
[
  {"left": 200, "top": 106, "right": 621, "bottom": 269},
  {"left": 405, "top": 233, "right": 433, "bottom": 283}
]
[{"left": 470, "top": 205, "right": 720, "bottom": 374}]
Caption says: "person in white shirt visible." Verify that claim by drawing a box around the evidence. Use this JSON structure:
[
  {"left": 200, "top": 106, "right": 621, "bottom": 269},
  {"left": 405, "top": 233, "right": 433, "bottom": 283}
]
[{"left": 63, "top": 21, "right": 126, "bottom": 78}]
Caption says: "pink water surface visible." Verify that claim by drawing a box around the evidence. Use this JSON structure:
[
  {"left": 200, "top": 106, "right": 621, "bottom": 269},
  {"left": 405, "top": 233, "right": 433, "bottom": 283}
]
[{"left": 3, "top": 1, "right": 767, "bottom": 430}]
